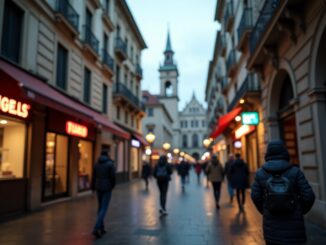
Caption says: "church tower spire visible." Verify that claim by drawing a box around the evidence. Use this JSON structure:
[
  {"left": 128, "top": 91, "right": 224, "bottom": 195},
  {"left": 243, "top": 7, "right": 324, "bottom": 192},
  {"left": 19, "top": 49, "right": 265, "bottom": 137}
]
[{"left": 163, "top": 29, "right": 176, "bottom": 66}]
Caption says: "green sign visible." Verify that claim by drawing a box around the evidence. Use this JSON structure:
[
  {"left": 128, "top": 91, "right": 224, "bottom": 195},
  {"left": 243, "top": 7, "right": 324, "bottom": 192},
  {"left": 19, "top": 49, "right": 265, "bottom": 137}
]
[{"left": 241, "top": 112, "right": 259, "bottom": 125}]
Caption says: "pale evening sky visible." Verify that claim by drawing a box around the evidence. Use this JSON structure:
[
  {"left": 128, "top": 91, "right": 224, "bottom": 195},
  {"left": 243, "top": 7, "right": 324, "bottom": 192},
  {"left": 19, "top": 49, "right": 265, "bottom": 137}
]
[{"left": 126, "top": 0, "right": 219, "bottom": 110}]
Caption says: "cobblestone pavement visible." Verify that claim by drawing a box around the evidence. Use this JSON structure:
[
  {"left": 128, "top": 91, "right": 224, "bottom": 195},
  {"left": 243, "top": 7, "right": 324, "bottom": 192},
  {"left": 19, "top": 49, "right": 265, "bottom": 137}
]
[{"left": 0, "top": 171, "right": 326, "bottom": 245}]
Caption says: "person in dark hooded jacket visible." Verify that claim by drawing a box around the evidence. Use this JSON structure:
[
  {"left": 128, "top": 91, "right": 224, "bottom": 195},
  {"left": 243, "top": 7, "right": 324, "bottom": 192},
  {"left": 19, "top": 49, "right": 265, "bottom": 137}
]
[
  {"left": 251, "top": 140, "right": 315, "bottom": 245},
  {"left": 91, "top": 150, "right": 116, "bottom": 239}
]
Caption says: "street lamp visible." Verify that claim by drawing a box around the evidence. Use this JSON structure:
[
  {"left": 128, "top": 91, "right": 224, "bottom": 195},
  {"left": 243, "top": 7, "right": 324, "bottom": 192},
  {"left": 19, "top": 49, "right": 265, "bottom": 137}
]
[
  {"left": 162, "top": 142, "right": 171, "bottom": 152},
  {"left": 145, "top": 132, "right": 156, "bottom": 166},
  {"left": 173, "top": 148, "right": 180, "bottom": 154},
  {"left": 203, "top": 138, "right": 211, "bottom": 148},
  {"left": 180, "top": 151, "right": 185, "bottom": 157}
]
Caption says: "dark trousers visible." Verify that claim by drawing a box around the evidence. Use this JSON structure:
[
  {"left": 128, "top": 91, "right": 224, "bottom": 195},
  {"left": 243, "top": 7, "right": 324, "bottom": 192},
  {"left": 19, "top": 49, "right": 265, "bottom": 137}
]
[
  {"left": 236, "top": 188, "right": 245, "bottom": 208},
  {"left": 143, "top": 177, "right": 149, "bottom": 188},
  {"left": 157, "top": 180, "right": 169, "bottom": 210},
  {"left": 211, "top": 181, "right": 222, "bottom": 204},
  {"left": 94, "top": 191, "right": 112, "bottom": 232}
]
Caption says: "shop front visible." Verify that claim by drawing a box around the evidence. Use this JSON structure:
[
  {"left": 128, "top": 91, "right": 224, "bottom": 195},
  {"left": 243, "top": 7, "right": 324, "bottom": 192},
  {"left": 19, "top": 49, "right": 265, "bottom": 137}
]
[{"left": 0, "top": 70, "right": 32, "bottom": 218}]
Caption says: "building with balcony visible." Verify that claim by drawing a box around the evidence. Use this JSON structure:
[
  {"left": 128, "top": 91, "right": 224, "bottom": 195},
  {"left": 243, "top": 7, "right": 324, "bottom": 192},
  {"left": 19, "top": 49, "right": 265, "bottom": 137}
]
[{"left": 0, "top": 0, "right": 146, "bottom": 219}]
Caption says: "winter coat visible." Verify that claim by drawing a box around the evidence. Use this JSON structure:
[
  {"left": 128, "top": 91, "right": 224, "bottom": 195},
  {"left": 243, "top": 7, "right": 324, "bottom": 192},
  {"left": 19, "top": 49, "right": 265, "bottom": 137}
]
[
  {"left": 251, "top": 140, "right": 315, "bottom": 244},
  {"left": 177, "top": 161, "right": 188, "bottom": 177},
  {"left": 153, "top": 161, "right": 173, "bottom": 182},
  {"left": 224, "top": 159, "right": 234, "bottom": 181},
  {"left": 195, "top": 163, "right": 202, "bottom": 174},
  {"left": 230, "top": 159, "right": 249, "bottom": 189},
  {"left": 206, "top": 160, "right": 224, "bottom": 182},
  {"left": 142, "top": 163, "right": 151, "bottom": 178},
  {"left": 92, "top": 155, "right": 116, "bottom": 192}
]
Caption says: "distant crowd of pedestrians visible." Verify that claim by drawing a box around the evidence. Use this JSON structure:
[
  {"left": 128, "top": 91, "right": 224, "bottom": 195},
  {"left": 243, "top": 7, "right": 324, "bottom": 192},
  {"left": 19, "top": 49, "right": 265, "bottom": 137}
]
[{"left": 91, "top": 140, "right": 315, "bottom": 244}]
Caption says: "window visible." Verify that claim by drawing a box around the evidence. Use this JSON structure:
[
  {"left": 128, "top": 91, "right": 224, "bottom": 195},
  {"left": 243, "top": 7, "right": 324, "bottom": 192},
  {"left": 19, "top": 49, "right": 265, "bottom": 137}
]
[
  {"left": 103, "top": 33, "right": 109, "bottom": 52},
  {"left": 131, "top": 46, "right": 134, "bottom": 62},
  {"left": 56, "top": 44, "right": 68, "bottom": 90},
  {"left": 131, "top": 115, "right": 134, "bottom": 127},
  {"left": 192, "top": 134, "right": 199, "bottom": 148},
  {"left": 202, "top": 120, "right": 206, "bottom": 127},
  {"left": 117, "top": 106, "right": 120, "bottom": 120},
  {"left": 78, "top": 140, "right": 93, "bottom": 192},
  {"left": 44, "top": 132, "right": 68, "bottom": 198},
  {"left": 83, "top": 68, "right": 91, "bottom": 104},
  {"left": 124, "top": 72, "right": 128, "bottom": 85},
  {"left": 191, "top": 120, "right": 194, "bottom": 127},
  {"left": 102, "top": 84, "right": 108, "bottom": 114},
  {"left": 182, "top": 135, "right": 188, "bottom": 148},
  {"left": 125, "top": 110, "right": 128, "bottom": 124},
  {"left": 116, "top": 65, "right": 120, "bottom": 83},
  {"left": 105, "top": 0, "right": 110, "bottom": 15},
  {"left": 148, "top": 108, "right": 154, "bottom": 117},
  {"left": 0, "top": 117, "right": 26, "bottom": 179},
  {"left": 184, "top": 121, "right": 188, "bottom": 128},
  {"left": 180, "top": 121, "right": 183, "bottom": 128},
  {"left": 125, "top": 37, "right": 128, "bottom": 55},
  {"left": 136, "top": 85, "right": 139, "bottom": 98},
  {"left": 1, "top": 0, "right": 24, "bottom": 63},
  {"left": 86, "top": 9, "right": 92, "bottom": 28}
]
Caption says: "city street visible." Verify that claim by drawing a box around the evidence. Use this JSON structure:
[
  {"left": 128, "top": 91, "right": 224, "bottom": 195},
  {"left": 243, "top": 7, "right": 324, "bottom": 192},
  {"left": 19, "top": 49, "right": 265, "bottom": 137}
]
[{"left": 0, "top": 171, "right": 326, "bottom": 245}]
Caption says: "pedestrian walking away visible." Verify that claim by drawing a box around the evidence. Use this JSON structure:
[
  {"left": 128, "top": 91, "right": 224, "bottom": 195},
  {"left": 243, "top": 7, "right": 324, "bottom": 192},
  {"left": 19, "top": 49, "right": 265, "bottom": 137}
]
[
  {"left": 206, "top": 154, "right": 224, "bottom": 209},
  {"left": 194, "top": 161, "right": 202, "bottom": 184},
  {"left": 153, "top": 155, "right": 173, "bottom": 215},
  {"left": 91, "top": 150, "right": 116, "bottom": 239},
  {"left": 224, "top": 154, "right": 235, "bottom": 203},
  {"left": 230, "top": 153, "right": 249, "bottom": 212},
  {"left": 141, "top": 161, "right": 151, "bottom": 190},
  {"left": 251, "top": 140, "right": 315, "bottom": 245},
  {"left": 177, "top": 159, "right": 188, "bottom": 190}
]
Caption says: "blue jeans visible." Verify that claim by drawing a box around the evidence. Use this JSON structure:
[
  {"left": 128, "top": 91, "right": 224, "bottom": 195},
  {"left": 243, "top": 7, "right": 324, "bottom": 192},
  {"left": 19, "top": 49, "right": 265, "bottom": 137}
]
[
  {"left": 94, "top": 191, "right": 112, "bottom": 232},
  {"left": 227, "top": 180, "right": 234, "bottom": 199}
]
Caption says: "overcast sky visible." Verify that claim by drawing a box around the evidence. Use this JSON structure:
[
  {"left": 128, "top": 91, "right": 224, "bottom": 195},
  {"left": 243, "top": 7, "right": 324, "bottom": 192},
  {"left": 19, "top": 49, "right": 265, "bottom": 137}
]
[{"left": 126, "top": 0, "right": 219, "bottom": 110}]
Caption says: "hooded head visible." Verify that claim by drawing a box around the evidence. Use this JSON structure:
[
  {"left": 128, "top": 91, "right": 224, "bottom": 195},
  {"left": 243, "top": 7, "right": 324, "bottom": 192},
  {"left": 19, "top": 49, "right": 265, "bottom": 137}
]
[
  {"left": 98, "top": 149, "right": 111, "bottom": 163},
  {"left": 211, "top": 154, "right": 219, "bottom": 165},
  {"left": 265, "top": 140, "right": 290, "bottom": 162},
  {"left": 158, "top": 155, "right": 168, "bottom": 166}
]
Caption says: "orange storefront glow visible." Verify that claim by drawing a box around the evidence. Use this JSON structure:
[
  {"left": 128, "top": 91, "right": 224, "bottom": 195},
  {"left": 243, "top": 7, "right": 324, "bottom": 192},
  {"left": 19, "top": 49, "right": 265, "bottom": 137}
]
[
  {"left": 0, "top": 95, "right": 30, "bottom": 118},
  {"left": 66, "top": 121, "right": 88, "bottom": 138},
  {"left": 235, "top": 125, "right": 255, "bottom": 139}
]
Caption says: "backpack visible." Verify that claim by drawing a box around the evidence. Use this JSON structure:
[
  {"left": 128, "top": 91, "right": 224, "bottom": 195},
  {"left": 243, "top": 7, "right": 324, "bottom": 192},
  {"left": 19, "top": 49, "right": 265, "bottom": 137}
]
[
  {"left": 156, "top": 165, "right": 168, "bottom": 180},
  {"left": 264, "top": 167, "right": 297, "bottom": 215}
]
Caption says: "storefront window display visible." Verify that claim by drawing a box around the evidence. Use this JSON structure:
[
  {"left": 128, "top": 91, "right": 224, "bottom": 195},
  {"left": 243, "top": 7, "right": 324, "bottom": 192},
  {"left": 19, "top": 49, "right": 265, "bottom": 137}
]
[
  {"left": 78, "top": 140, "right": 93, "bottom": 191},
  {"left": 44, "top": 132, "right": 69, "bottom": 199},
  {"left": 0, "top": 117, "right": 26, "bottom": 179}
]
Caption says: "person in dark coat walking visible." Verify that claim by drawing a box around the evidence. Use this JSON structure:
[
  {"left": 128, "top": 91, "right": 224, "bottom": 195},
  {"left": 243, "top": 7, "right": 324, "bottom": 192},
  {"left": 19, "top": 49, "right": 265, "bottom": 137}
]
[
  {"left": 206, "top": 155, "right": 224, "bottom": 209},
  {"left": 153, "top": 155, "right": 173, "bottom": 215},
  {"left": 230, "top": 153, "right": 249, "bottom": 212},
  {"left": 91, "top": 150, "right": 116, "bottom": 239},
  {"left": 177, "top": 159, "right": 188, "bottom": 190},
  {"left": 224, "top": 154, "right": 235, "bottom": 203},
  {"left": 141, "top": 161, "right": 151, "bottom": 189},
  {"left": 251, "top": 140, "right": 315, "bottom": 245}
]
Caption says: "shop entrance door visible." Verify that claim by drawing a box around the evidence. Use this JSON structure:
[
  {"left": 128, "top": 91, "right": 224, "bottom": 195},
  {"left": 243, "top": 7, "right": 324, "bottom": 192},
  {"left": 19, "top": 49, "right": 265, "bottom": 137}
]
[
  {"left": 280, "top": 114, "right": 299, "bottom": 166},
  {"left": 43, "top": 132, "right": 69, "bottom": 201}
]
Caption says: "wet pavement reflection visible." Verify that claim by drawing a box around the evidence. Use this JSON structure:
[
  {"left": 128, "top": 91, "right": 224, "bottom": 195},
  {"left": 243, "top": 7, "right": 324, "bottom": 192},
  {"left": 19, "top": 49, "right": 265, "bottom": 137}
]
[{"left": 0, "top": 171, "right": 325, "bottom": 244}]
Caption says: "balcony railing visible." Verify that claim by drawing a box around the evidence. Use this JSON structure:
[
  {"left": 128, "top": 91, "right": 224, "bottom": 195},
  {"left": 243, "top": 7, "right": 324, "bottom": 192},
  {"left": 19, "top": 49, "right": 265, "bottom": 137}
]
[
  {"left": 114, "top": 82, "right": 143, "bottom": 110},
  {"left": 115, "top": 37, "right": 127, "bottom": 59},
  {"left": 228, "top": 73, "right": 261, "bottom": 111},
  {"left": 238, "top": 7, "right": 253, "bottom": 47},
  {"left": 226, "top": 49, "right": 237, "bottom": 75},
  {"left": 102, "top": 50, "right": 114, "bottom": 72},
  {"left": 56, "top": 0, "right": 79, "bottom": 31},
  {"left": 250, "top": 0, "right": 281, "bottom": 54},
  {"left": 224, "top": 0, "right": 234, "bottom": 31},
  {"left": 83, "top": 25, "right": 99, "bottom": 54},
  {"left": 136, "top": 64, "right": 143, "bottom": 78}
]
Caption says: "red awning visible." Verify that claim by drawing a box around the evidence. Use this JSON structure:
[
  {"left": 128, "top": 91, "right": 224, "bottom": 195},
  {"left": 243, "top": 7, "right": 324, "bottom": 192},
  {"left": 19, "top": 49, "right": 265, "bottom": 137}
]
[
  {"left": 0, "top": 59, "right": 130, "bottom": 140},
  {"left": 133, "top": 133, "right": 149, "bottom": 147},
  {"left": 210, "top": 107, "right": 242, "bottom": 139}
]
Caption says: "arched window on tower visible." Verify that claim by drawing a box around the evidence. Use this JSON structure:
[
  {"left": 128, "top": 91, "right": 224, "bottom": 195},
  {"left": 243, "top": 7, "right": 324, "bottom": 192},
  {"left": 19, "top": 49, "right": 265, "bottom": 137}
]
[
  {"left": 192, "top": 134, "right": 199, "bottom": 148},
  {"left": 165, "top": 81, "right": 173, "bottom": 96}
]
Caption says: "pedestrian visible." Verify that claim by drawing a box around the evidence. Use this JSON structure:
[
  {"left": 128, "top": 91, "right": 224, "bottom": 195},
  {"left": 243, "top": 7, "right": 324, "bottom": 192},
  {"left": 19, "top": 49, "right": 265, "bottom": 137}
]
[
  {"left": 153, "top": 155, "right": 173, "bottom": 215},
  {"left": 177, "top": 159, "right": 188, "bottom": 190},
  {"left": 185, "top": 161, "right": 191, "bottom": 183},
  {"left": 91, "top": 150, "right": 116, "bottom": 239},
  {"left": 251, "top": 140, "right": 315, "bottom": 245},
  {"left": 206, "top": 154, "right": 224, "bottom": 209},
  {"left": 194, "top": 161, "right": 202, "bottom": 184},
  {"left": 224, "top": 154, "right": 235, "bottom": 203},
  {"left": 202, "top": 160, "right": 209, "bottom": 188},
  {"left": 141, "top": 161, "right": 151, "bottom": 190},
  {"left": 230, "top": 153, "right": 249, "bottom": 212}
]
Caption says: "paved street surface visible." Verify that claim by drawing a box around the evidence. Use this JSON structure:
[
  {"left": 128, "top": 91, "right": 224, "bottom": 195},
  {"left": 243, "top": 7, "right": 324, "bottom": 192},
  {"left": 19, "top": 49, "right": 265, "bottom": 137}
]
[{"left": 1, "top": 171, "right": 326, "bottom": 245}]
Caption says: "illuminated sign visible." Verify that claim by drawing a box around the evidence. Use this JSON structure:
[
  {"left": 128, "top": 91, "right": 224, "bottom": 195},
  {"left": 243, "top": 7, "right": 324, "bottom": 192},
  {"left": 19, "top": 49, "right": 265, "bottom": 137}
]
[
  {"left": 235, "top": 125, "right": 255, "bottom": 139},
  {"left": 0, "top": 95, "right": 30, "bottom": 118},
  {"left": 234, "top": 141, "right": 242, "bottom": 148},
  {"left": 241, "top": 112, "right": 259, "bottom": 125},
  {"left": 66, "top": 121, "right": 88, "bottom": 138},
  {"left": 131, "top": 139, "right": 140, "bottom": 148}
]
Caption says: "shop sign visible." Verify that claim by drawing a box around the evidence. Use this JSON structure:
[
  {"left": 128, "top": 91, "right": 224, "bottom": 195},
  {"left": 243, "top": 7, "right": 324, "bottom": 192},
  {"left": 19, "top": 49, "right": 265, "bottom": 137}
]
[
  {"left": 235, "top": 125, "right": 255, "bottom": 139},
  {"left": 241, "top": 112, "right": 259, "bottom": 125},
  {"left": 131, "top": 139, "right": 140, "bottom": 148},
  {"left": 66, "top": 121, "right": 88, "bottom": 138},
  {"left": 0, "top": 95, "right": 30, "bottom": 118}
]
